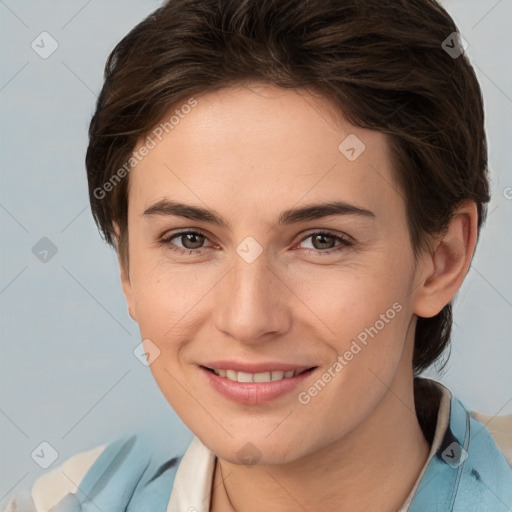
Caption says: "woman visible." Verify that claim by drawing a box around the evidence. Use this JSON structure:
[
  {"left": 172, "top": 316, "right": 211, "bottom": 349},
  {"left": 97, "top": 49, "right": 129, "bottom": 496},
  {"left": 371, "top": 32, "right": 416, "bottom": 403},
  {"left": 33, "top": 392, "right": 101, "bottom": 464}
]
[{"left": 6, "top": 0, "right": 511, "bottom": 510}]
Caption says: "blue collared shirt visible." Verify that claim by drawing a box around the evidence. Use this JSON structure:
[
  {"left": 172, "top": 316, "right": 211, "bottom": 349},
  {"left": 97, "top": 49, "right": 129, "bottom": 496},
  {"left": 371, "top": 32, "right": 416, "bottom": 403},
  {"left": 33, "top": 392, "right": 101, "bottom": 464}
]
[{"left": 5, "top": 381, "right": 512, "bottom": 511}]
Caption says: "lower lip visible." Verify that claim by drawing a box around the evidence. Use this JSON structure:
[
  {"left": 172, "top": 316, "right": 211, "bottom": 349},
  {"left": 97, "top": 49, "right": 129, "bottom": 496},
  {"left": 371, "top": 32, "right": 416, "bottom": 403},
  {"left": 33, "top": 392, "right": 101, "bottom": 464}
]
[{"left": 200, "top": 366, "right": 317, "bottom": 405}]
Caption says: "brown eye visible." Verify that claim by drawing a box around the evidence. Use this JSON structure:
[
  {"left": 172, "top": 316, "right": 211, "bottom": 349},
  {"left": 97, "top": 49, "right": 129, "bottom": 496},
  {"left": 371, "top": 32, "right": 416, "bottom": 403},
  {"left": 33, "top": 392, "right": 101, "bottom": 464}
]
[
  {"left": 160, "top": 230, "right": 212, "bottom": 255},
  {"left": 310, "top": 233, "right": 336, "bottom": 250},
  {"left": 176, "top": 232, "right": 206, "bottom": 250},
  {"left": 298, "top": 231, "right": 352, "bottom": 256}
]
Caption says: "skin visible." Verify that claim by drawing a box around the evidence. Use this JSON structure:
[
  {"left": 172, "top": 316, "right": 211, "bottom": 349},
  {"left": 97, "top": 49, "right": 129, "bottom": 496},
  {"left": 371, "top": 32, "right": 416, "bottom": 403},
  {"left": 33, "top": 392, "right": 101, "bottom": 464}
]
[{"left": 116, "top": 82, "right": 478, "bottom": 512}]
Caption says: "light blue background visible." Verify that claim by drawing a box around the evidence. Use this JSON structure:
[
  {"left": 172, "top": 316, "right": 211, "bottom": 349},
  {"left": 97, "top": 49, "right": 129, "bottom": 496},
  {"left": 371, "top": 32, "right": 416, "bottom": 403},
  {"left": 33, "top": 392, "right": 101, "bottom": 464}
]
[{"left": 1, "top": 0, "right": 511, "bottom": 503}]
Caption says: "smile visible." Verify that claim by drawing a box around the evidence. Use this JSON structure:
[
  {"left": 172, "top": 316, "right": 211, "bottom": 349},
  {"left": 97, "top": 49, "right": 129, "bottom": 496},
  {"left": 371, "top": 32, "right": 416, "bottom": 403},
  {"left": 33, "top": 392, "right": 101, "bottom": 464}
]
[
  {"left": 210, "top": 368, "right": 309, "bottom": 382},
  {"left": 200, "top": 363, "right": 318, "bottom": 404}
]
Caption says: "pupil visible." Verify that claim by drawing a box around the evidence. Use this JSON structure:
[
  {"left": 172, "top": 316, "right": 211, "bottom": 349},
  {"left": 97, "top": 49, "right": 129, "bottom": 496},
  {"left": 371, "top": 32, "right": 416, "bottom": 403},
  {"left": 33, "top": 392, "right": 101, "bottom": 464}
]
[
  {"left": 183, "top": 233, "right": 204, "bottom": 249},
  {"left": 313, "top": 234, "right": 333, "bottom": 250}
]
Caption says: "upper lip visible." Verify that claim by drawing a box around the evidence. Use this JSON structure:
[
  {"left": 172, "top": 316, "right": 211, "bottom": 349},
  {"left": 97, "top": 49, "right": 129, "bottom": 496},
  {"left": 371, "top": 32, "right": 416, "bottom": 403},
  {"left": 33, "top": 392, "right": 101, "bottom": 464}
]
[{"left": 201, "top": 361, "right": 316, "bottom": 373}]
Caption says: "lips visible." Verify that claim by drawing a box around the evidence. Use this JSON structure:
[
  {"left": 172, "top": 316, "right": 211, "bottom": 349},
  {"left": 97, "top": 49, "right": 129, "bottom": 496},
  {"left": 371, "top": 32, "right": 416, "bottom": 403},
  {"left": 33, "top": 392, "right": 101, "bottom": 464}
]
[{"left": 199, "top": 361, "right": 318, "bottom": 404}]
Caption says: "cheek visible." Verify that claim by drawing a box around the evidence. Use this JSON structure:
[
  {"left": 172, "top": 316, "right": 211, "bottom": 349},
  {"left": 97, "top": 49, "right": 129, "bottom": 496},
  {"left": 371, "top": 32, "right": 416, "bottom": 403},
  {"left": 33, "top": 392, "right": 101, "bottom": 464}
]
[
  {"left": 289, "top": 252, "right": 409, "bottom": 340},
  {"left": 128, "top": 263, "right": 209, "bottom": 422},
  {"left": 129, "top": 252, "right": 212, "bottom": 335},
  {"left": 291, "top": 256, "right": 412, "bottom": 399}
]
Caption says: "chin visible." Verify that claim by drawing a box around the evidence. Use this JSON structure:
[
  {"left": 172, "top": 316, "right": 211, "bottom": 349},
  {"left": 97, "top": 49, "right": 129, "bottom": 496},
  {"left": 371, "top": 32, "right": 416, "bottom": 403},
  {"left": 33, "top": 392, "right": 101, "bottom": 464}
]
[{"left": 203, "top": 429, "right": 314, "bottom": 467}]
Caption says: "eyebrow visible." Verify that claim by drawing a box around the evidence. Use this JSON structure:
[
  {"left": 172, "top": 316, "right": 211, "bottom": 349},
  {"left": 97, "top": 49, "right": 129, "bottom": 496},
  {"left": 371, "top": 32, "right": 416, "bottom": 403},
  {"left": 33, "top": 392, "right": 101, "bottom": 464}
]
[{"left": 143, "top": 199, "right": 375, "bottom": 227}]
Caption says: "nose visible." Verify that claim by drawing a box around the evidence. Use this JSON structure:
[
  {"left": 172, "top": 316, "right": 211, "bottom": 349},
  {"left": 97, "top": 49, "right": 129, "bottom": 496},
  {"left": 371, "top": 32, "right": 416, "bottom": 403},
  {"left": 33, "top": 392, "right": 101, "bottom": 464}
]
[{"left": 213, "top": 252, "right": 292, "bottom": 345}]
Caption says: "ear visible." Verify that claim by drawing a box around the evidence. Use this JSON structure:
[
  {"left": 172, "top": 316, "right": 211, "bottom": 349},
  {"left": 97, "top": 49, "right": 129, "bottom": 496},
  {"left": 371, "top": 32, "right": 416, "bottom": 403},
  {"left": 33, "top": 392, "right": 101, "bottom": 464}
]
[
  {"left": 412, "top": 201, "right": 479, "bottom": 318},
  {"left": 113, "top": 222, "right": 137, "bottom": 322}
]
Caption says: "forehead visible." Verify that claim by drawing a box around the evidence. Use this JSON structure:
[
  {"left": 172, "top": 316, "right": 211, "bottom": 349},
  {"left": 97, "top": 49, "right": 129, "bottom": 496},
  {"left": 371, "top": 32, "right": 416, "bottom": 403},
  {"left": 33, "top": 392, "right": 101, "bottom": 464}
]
[{"left": 128, "top": 83, "right": 403, "bottom": 226}]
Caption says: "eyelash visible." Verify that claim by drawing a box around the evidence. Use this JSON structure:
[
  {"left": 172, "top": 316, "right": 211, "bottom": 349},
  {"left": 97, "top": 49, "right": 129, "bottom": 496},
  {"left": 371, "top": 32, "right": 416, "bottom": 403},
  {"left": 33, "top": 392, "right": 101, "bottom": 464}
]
[{"left": 159, "top": 229, "right": 353, "bottom": 257}]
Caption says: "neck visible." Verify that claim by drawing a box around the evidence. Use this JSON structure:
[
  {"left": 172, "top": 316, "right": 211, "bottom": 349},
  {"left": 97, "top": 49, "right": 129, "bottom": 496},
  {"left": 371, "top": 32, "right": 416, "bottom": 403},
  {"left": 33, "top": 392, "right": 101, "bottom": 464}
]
[{"left": 211, "top": 369, "right": 431, "bottom": 512}]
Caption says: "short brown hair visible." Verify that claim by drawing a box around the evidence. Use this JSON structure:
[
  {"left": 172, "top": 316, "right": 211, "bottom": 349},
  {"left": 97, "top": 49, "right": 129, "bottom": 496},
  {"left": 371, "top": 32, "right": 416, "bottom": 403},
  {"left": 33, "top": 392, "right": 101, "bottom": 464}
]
[{"left": 86, "top": 0, "right": 490, "bottom": 375}]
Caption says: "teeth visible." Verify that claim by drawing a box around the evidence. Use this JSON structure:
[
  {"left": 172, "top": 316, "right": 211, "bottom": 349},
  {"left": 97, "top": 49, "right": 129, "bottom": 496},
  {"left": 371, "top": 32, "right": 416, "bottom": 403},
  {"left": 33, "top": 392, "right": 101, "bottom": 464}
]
[
  {"left": 237, "top": 371, "right": 253, "bottom": 383},
  {"left": 212, "top": 368, "right": 303, "bottom": 383},
  {"left": 253, "top": 371, "right": 271, "bottom": 382}
]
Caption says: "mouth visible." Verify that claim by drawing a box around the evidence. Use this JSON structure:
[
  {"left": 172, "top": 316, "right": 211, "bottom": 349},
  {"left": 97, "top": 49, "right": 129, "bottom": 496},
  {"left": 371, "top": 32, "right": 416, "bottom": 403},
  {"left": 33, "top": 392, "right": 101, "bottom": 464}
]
[
  {"left": 199, "top": 363, "right": 318, "bottom": 405},
  {"left": 201, "top": 366, "right": 313, "bottom": 383}
]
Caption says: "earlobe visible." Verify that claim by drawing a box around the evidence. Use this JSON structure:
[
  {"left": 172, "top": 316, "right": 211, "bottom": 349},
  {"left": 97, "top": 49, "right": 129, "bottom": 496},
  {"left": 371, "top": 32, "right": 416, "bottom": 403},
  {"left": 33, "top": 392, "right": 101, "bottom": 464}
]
[{"left": 413, "top": 201, "right": 478, "bottom": 318}]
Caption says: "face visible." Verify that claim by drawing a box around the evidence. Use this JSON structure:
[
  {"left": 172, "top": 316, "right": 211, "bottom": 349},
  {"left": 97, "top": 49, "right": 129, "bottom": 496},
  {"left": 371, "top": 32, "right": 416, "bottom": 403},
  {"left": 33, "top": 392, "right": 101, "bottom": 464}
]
[{"left": 120, "top": 83, "right": 426, "bottom": 464}]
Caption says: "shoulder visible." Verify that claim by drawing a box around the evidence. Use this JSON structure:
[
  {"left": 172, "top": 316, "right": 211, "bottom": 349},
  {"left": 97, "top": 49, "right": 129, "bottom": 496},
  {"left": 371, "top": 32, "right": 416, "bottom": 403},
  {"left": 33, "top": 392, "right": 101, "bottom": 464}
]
[
  {"left": 409, "top": 380, "right": 512, "bottom": 511},
  {"left": 4, "top": 430, "right": 189, "bottom": 512},
  {"left": 418, "top": 378, "right": 511, "bottom": 469},
  {"left": 2, "top": 443, "right": 107, "bottom": 512},
  {"left": 470, "top": 411, "right": 512, "bottom": 467},
  {"left": 32, "top": 443, "right": 107, "bottom": 511},
  {"left": 451, "top": 402, "right": 512, "bottom": 510}
]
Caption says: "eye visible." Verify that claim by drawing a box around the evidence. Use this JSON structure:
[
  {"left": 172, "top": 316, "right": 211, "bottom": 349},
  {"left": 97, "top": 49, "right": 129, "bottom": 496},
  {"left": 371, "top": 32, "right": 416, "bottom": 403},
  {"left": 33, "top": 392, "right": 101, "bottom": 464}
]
[
  {"left": 297, "top": 231, "right": 353, "bottom": 255},
  {"left": 159, "top": 230, "right": 213, "bottom": 256},
  {"left": 159, "top": 229, "right": 353, "bottom": 257}
]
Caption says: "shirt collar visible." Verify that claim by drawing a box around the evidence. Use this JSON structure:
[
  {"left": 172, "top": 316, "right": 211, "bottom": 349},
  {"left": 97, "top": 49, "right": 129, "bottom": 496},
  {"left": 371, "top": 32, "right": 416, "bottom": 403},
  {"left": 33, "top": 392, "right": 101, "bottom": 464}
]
[
  {"left": 398, "top": 379, "right": 452, "bottom": 510},
  {"left": 166, "top": 434, "right": 216, "bottom": 512}
]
